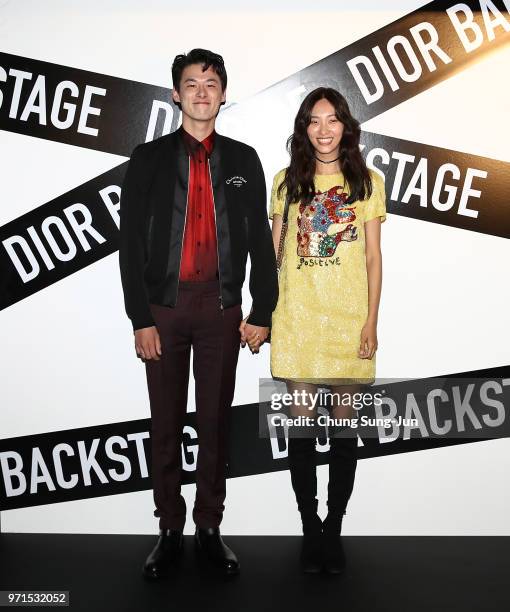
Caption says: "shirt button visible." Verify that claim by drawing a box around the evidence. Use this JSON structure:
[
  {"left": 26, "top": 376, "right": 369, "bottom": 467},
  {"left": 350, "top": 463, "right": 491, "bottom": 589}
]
[
  {"left": 197, "top": 241, "right": 201, "bottom": 246},
  {"left": 198, "top": 186, "right": 202, "bottom": 191},
  {"left": 198, "top": 214, "right": 202, "bottom": 219}
]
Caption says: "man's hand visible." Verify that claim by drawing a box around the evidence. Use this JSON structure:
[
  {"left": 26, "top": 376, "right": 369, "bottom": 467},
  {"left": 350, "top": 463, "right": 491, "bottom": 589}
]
[
  {"left": 134, "top": 326, "right": 162, "bottom": 361},
  {"left": 239, "top": 318, "right": 269, "bottom": 354}
]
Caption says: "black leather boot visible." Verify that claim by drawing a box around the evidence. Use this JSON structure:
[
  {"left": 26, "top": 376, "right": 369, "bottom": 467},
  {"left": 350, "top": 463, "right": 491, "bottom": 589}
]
[
  {"left": 327, "top": 433, "right": 358, "bottom": 515},
  {"left": 323, "top": 432, "right": 358, "bottom": 574},
  {"left": 142, "top": 529, "right": 183, "bottom": 579},
  {"left": 195, "top": 527, "right": 240, "bottom": 576},
  {"left": 288, "top": 435, "right": 323, "bottom": 573},
  {"left": 300, "top": 510, "right": 323, "bottom": 573},
  {"left": 322, "top": 512, "right": 346, "bottom": 574}
]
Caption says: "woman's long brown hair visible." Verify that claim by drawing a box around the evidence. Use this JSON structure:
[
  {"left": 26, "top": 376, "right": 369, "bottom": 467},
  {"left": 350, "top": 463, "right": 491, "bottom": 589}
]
[{"left": 278, "top": 87, "right": 372, "bottom": 206}]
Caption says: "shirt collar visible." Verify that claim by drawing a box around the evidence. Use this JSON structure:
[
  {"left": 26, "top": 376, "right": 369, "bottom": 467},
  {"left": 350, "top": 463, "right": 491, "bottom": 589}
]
[{"left": 180, "top": 126, "right": 215, "bottom": 157}]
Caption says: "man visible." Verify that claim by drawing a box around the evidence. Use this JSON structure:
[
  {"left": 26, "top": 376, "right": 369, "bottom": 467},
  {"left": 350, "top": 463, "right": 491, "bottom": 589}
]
[{"left": 119, "top": 48, "right": 278, "bottom": 579}]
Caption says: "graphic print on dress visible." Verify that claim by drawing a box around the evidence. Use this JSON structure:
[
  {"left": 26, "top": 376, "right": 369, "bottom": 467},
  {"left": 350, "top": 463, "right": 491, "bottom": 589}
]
[{"left": 297, "top": 186, "right": 357, "bottom": 257}]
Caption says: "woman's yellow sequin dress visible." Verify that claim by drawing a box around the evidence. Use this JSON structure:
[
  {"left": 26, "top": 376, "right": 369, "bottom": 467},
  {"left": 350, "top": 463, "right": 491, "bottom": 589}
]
[{"left": 269, "top": 169, "right": 387, "bottom": 385}]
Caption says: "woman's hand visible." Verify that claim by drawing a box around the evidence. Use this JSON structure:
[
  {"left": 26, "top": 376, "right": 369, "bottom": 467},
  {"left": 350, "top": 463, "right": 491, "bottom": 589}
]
[{"left": 358, "top": 319, "right": 378, "bottom": 359}]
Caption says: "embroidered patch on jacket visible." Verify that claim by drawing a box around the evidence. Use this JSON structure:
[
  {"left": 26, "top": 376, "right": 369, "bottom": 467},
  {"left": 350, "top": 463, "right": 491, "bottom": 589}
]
[
  {"left": 296, "top": 186, "right": 357, "bottom": 257},
  {"left": 226, "top": 176, "right": 247, "bottom": 187}
]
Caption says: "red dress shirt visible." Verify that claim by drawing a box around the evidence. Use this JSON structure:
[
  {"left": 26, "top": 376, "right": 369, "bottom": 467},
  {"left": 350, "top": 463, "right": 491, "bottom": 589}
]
[{"left": 178, "top": 128, "right": 219, "bottom": 281}]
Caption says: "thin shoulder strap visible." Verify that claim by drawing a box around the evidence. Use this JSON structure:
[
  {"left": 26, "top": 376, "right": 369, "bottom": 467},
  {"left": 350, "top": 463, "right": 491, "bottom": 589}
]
[
  {"left": 276, "top": 193, "right": 291, "bottom": 272},
  {"left": 282, "top": 192, "right": 291, "bottom": 223}
]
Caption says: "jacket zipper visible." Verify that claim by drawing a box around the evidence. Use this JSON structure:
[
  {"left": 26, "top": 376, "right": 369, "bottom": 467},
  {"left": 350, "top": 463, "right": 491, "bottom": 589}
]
[
  {"left": 173, "top": 157, "right": 191, "bottom": 307},
  {"left": 208, "top": 159, "right": 224, "bottom": 315}
]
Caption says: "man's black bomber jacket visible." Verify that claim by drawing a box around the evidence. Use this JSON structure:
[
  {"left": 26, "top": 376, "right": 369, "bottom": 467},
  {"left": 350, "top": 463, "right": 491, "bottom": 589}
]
[{"left": 118, "top": 128, "right": 279, "bottom": 332}]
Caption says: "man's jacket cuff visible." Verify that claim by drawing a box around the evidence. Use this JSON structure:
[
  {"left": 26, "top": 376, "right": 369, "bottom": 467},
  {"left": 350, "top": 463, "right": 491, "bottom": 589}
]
[
  {"left": 131, "top": 317, "right": 156, "bottom": 332},
  {"left": 246, "top": 309, "right": 272, "bottom": 328}
]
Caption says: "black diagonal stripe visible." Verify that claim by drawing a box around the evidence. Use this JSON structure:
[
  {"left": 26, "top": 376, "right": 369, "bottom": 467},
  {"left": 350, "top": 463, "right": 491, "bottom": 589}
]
[
  {"left": 253, "top": 0, "right": 510, "bottom": 124},
  {"left": 362, "top": 132, "right": 510, "bottom": 239},
  {"left": 1, "top": 1, "right": 509, "bottom": 154},
  {"left": 0, "top": 163, "right": 126, "bottom": 310},
  {"left": 1, "top": 134, "right": 508, "bottom": 312},
  {"left": 0, "top": 51, "right": 179, "bottom": 155},
  {"left": 0, "top": 365, "right": 508, "bottom": 511}
]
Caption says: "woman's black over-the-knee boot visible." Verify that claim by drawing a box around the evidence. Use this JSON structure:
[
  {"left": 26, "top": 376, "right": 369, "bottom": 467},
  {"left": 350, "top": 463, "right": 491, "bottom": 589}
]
[
  {"left": 323, "top": 432, "right": 358, "bottom": 574},
  {"left": 287, "top": 434, "right": 323, "bottom": 573}
]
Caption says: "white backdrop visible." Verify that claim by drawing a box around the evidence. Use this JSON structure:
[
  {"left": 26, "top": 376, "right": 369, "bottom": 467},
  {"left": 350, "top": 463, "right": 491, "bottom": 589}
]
[{"left": 1, "top": 0, "right": 509, "bottom": 535}]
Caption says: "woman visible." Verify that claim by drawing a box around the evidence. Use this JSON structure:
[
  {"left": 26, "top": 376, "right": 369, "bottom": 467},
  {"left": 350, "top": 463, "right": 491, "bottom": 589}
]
[{"left": 267, "top": 87, "right": 386, "bottom": 574}]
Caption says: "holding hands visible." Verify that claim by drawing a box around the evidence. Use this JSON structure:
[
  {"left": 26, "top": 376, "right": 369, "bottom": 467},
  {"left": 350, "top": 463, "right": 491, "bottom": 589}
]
[
  {"left": 134, "top": 316, "right": 272, "bottom": 361},
  {"left": 239, "top": 317, "right": 270, "bottom": 354}
]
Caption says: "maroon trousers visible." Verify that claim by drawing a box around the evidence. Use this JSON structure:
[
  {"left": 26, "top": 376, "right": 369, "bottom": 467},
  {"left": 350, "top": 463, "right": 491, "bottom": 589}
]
[{"left": 145, "top": 280, "right": 242, "bottom": 531}]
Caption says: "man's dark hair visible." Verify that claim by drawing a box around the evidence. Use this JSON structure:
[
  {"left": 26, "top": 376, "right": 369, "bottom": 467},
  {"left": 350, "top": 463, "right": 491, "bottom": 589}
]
[{"left": 172, "top": 48, "right": 227, "bottom": 92}]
